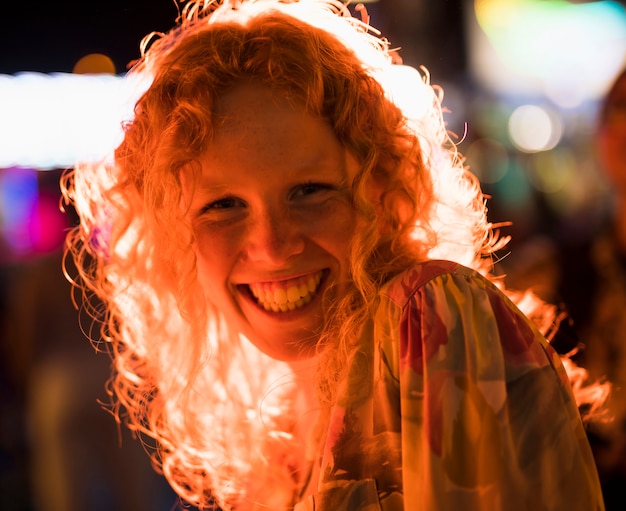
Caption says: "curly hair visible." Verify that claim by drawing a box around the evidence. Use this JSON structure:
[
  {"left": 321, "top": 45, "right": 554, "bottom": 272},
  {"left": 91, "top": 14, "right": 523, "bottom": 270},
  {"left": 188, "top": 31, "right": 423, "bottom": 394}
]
[{"left": 62, "top": 1, "right": 500, "bottom": 509}]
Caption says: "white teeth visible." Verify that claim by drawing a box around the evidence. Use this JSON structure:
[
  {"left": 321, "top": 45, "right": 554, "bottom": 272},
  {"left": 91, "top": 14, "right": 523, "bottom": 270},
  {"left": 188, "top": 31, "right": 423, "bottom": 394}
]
[
  {"left": 248, "top": 271, "right": 323, "bottom": 312},
  {"left": 274, "top": 288, "right": 288, "bottom": 305}
]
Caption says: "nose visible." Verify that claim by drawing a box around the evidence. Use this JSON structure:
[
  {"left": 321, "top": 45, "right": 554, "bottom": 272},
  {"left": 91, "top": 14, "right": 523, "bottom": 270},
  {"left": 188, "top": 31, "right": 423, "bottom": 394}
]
[{"left": 244, "top": 208, "right": 305, "bottom": 265}]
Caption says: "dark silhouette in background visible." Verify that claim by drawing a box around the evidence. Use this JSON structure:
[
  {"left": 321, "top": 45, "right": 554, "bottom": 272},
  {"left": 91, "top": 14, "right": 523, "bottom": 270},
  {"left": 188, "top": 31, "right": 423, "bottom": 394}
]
[{"left": 504, "top": 66, "right": 626, "bottom": 510}]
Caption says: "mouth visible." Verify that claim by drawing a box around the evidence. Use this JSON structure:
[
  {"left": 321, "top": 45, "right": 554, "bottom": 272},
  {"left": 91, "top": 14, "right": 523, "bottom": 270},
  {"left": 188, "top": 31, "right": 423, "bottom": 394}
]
[{"left": 244, "top": 270, "right": 326, "bottom": 313}]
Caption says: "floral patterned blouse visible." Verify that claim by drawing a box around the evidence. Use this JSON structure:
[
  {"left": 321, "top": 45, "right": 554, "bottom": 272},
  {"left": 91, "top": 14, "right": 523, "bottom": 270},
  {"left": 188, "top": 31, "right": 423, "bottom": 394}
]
[{"left": 295, "top": 260, "right": 604, "bottom": 511}]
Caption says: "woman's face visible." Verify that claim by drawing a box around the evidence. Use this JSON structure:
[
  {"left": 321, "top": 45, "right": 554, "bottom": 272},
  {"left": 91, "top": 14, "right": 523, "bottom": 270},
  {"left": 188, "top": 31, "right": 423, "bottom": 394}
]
[{"left": 189, "top": 82, "right": 361, "bottom": 361}]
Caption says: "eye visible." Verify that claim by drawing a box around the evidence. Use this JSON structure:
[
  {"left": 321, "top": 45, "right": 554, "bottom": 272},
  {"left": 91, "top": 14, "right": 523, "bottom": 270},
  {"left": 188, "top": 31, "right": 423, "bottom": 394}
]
[
  {"left": 291, "top": 182, "right": 334, "bottom": 199},
  {"left": 197, "top": 196, "right": 247, "bottom": 218}
]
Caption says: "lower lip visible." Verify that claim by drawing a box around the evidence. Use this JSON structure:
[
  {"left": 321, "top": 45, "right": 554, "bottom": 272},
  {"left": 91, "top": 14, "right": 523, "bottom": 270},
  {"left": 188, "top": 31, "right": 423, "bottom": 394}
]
[{"left": 238, "top": 270, "right": 328, "bottom": 320}]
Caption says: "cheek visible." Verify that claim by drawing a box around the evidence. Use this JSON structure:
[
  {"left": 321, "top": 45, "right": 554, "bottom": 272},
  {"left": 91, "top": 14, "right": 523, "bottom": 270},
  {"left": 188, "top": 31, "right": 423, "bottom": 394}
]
[
  {"left": 194, "top": 252, "right": 218, "bottom": 300},
  {"left": 313, "top": 203, "right": 360, "bottom": 260},
  {"left": 193, "top": 236, "right": 234, "bottom": 298}
]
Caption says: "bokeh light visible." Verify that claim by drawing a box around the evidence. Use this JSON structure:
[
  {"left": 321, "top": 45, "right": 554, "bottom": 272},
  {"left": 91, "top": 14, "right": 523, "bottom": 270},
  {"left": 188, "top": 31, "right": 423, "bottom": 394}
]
[
  {"left": 508, "top": 104, "right": 563, "bottom": 153},
  {"left": 471, "top": 0, "right": 626, "bottom": 105},
  {"left": 0, "top": 167, "right": 39, "bottom": 255},
  {"left": 73, "top": 53, "right": 117, "bottom": 75},
  {"left": 0, "top": 72, "right": 148, "bottom": 170}
]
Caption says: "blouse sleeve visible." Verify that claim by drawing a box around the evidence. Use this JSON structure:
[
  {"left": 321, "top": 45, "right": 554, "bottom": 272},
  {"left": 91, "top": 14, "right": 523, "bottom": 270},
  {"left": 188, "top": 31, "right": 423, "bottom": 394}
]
[{"left": 377, "top": 264, "right": 604, "bottom": 511}]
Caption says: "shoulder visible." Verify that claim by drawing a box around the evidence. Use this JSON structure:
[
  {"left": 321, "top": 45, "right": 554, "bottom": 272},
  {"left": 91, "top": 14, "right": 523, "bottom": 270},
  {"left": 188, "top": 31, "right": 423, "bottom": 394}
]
[
  {"left": 380, "top": 259, "right": 493, "bottom": 308},
  {"left": 375, "top": 260, "right": 558, "bottom": 383},
  {"left": 379, "top": 260, "right": 538, "bottom": 349}
]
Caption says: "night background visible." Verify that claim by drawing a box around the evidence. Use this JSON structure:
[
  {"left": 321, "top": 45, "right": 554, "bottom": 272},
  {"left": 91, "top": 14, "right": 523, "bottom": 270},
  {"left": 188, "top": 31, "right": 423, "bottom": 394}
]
[
  {"left": 0, "top": 0, "right": 179, "bottom": 75},
  {"left": 1, "top": 0, "right": 626, "bottom": 510}
]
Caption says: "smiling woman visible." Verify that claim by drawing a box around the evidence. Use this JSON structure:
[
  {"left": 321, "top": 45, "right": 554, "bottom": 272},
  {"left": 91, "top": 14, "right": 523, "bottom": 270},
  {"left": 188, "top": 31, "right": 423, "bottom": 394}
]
[
  {"left": 61, "top": 1, "right": 605, "bottom": 510},
  {"left": 191, "top": 83, "right": 359, "bottom": 361}
]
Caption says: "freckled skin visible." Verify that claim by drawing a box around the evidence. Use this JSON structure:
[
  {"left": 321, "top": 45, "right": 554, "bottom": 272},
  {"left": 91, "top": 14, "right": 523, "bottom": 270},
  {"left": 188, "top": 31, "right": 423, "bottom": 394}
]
[{"left": 190, "top": 83, "right": 362, "bottom": 361}]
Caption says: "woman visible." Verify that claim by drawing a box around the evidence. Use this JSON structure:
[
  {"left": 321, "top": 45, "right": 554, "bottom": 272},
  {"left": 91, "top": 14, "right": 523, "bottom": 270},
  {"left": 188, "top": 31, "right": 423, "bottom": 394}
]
[{"left": 62, "top": 0, "right": 604, "bottom": 509}]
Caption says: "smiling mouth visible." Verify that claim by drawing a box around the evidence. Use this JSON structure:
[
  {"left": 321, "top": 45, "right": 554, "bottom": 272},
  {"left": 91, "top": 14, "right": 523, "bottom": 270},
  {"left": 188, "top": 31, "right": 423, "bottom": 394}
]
[{"left": 246, "top": 271, "right": 325, "bottom": 312}]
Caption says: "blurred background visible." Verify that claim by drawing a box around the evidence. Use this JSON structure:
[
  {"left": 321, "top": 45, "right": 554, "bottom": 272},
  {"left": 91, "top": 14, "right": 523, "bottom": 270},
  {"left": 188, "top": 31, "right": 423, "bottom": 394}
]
[{"left": 1, "top": 0, "right": 625, "bottom": 510}]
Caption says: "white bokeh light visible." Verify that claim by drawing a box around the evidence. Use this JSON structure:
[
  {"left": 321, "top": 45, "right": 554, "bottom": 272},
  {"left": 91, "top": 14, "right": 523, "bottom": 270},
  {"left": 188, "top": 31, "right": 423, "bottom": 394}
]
[
  {"left": 508, "top": 104, "right": 563, "bottom": 153},
  {"left": 0, "top": 72, "right": 148, "bottom": 170}
]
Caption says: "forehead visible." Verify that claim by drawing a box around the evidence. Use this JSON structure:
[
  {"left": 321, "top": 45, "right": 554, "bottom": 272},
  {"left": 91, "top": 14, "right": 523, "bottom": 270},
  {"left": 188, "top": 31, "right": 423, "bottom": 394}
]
[
  {"left": 205, "top": 82, "right": 338, "bottom": 161},
  {"left": 193, "top": 81, "right": 356, "bottom": 187},
  {"left": 215, "top": 81, "right": 297, "bottom": 116}
]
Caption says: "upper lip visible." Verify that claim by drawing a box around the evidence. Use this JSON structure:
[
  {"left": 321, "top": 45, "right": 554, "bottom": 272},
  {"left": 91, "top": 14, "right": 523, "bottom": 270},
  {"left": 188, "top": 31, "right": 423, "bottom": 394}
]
[{"left": 236, "top": 269, "right": 325, "bottom": 286}]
